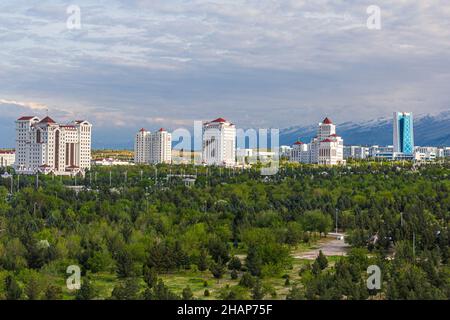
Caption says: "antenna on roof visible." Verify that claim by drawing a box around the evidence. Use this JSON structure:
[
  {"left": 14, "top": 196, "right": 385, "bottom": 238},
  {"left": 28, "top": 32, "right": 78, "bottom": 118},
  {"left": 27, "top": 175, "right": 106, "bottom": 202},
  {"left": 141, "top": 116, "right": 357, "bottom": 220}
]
[{"left": 46, "top": 108, "right": 49, "bottom": 117}]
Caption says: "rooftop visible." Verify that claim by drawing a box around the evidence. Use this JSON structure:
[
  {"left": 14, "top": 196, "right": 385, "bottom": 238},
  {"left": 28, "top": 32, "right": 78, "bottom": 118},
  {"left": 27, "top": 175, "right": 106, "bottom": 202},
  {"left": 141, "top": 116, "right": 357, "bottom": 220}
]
[{"left": 322, "top": 117, "right": 333, "bottom": 124}]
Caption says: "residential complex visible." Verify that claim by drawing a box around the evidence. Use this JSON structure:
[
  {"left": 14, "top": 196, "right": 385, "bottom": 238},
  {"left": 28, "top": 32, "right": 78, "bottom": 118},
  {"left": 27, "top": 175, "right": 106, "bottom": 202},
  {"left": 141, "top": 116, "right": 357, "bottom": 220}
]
[
  {"left": 134, "top": 128, "right": 172, "bottom": 165},
  {"left": 0, "top": 150, "right": 15, "bottom": 168},
  {"left": 202, "top": 118, "right": 236, "bottom": 166},
  {"left": 15, "top": 116, "right": 92, "bottom": 175},
  {"left": 290, "top": 117, "right": 345, "bottom": 165}
]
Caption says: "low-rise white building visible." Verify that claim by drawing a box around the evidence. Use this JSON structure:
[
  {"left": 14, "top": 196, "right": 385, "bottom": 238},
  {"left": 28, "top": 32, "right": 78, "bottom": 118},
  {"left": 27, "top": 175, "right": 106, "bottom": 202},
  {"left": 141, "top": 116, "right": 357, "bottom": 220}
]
[
  {"left": 0, "top": 150, "right": 15, "bottom": 168},
  {"left": 344, "top": 146, "right": 369, "bottom": 159},
  {"left": 414, "top": 146, "right": 438, "bottom": 161},
  {"left": 92, "top": 158, "right": 134, "bottom": 166}
]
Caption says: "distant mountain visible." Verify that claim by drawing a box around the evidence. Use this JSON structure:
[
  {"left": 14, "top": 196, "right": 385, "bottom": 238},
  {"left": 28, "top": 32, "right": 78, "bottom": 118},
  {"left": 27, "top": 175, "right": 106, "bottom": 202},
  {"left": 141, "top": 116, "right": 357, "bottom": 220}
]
[{"left": 280, "top": 110, "right": 450, "bottom": 147}]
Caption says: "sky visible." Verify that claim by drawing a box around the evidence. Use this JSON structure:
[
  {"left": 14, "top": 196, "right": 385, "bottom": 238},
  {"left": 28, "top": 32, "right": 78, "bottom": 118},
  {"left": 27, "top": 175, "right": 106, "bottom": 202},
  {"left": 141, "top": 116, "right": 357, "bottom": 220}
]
[{"left": 0, "top": 0, "right": 449, "bottom": 148}]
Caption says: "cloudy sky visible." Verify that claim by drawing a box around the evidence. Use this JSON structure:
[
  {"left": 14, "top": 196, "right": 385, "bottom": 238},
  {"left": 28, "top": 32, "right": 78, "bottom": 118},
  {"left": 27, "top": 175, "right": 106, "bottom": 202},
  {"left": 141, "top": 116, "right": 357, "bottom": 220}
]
[{"left": 0, "top": 0, "right": 449, "bottom": 147}]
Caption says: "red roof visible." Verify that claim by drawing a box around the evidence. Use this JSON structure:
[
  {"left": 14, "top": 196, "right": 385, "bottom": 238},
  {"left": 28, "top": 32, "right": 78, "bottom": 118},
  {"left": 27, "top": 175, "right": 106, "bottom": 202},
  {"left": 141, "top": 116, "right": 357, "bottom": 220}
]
[
  {"left": 139, "top": 128, "right": 146, "bottom": 132},
  {"left": 294, "top": 141, "right": 304, "bottom": 145},
  {"left": 211, "top": 118, "right": 227, "bottom": 123},
  {"left": 321, "top": 139, "right": 333, "bottom": 143},
  {"left": 159, "top": 128, "right": 165, "bottom": 132},
  {"left": 39, "top": 116, "right": 56, "bottom": 124},
  {"left": 322, "top": 117, "right": 332, "bottom": 124},
  {"left": 330, "top": 134, "right": 338, "bottom": 137},
  {"left": 18, "top": 116, "right": 35, "bottom": 121}
]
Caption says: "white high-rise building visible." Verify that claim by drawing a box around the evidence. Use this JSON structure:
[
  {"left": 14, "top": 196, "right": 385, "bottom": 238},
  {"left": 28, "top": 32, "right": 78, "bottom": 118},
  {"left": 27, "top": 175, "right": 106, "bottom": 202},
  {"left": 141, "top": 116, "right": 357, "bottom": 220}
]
[
  {"left": 202, "top": 118, "right": 236, "bottom": 166},
  {"left": 15, "top": 116, "right": 92, "bottom": 175},
  {"left": 290, "top": 117, "right": 344, "bottom": 165},
  {"left": 134, "top": 128, "right": 172, "bottom": 165},
  {"left": 134, "top": 128, "right": 151, "bottom": 164},
  {"left": 150, "top": 128, "right": 172, "bottom": 164}
]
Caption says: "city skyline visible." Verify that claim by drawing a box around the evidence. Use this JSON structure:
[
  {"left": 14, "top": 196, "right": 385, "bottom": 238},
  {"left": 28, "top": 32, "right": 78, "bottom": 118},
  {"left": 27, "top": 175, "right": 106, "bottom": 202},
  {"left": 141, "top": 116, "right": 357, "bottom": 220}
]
[{"left": 1, "top": 1, "right": 450, "bottom": 148}]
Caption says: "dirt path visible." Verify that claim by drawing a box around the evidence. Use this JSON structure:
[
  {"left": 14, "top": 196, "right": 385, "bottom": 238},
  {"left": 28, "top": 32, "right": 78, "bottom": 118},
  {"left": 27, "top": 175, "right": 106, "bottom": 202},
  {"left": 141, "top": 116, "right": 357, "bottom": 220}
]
[{"left": 294, "top": 235, "right": 350, "bottom": 260}]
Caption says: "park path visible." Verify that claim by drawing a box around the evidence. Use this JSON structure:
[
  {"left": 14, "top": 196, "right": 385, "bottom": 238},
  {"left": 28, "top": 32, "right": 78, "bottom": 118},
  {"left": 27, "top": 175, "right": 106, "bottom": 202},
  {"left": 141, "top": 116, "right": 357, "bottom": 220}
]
[{"left": 294, "top": 234, "right": 350, "bottom": 260}]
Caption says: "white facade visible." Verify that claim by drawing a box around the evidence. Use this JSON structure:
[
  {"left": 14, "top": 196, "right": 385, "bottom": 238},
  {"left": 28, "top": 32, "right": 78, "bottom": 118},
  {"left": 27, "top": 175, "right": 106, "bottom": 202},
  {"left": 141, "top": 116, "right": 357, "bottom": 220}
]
[
  {"left": 290, "top": 118, "right": 344, "bottom": 165},
  {"left": 0, "top": 151, "right": 15, "bottom": 168},
  {"left": 15, "top": 116, "right": 92, "bottom": 175},
  {"left": 369, "top": 145, "right": 394, "bottom": 158},
  {"left": 344, "top": 146, "right": 369, "bottom": 159},
  {"left": 92, "top": 158, "right": 134, "bottom": 166},
  {"left": 414, "top": 146, "right": 438, "bottom": 161},
  {"left": 444, "top": 148, "right": 450, "bottom": 158},
  {"left": 202, "top": 118, "right": 236, "bottom": 166},
  {"left": 290, "top": 141, "right": 310, "bottom": 163},
  {"left": 134, "top": 129, "right": 151, "bottom": 164},
  {"left": 134, "top": 128, "right": 172, "bottom": 165},
  {"left": 280, "top": 145, "right": 292, "bottom": 158}
]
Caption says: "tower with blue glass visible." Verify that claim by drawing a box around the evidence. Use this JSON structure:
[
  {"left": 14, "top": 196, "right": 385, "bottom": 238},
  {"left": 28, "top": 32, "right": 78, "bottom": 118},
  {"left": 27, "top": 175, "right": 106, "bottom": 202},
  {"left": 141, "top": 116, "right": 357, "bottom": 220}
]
[{"left": 393, "top": 112, "right": 414, "bottom": 155}]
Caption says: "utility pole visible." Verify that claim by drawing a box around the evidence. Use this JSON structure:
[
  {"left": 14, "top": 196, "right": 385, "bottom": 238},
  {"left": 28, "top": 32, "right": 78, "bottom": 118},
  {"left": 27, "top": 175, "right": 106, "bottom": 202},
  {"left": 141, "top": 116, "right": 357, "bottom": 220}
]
[
  {"left": 335, "top": 208, "right": 338, "bottom": 234},
  {"left": 17, "top": 174, "right": 20, "bottom": 192},
  {"left": 109, "top": 171, "right": 112, "bottom": 187},
  {"left": 10, "top": 175, "right": 13, "bottom": 194},
  {"left": 35, "top": 172, "right": 39, "bottom": 189},
  {"left": 413, "top": 232, "right": 416, "bottom": 261}
]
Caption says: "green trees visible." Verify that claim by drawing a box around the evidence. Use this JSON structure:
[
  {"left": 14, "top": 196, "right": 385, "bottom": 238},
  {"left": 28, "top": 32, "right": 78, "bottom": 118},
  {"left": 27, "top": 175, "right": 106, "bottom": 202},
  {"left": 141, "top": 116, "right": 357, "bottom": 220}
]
[
  {"left": 110, "top": 278, "right": 140, "bottom": 300},
  {"left": 75, "top": 278, "right": 97, "bottom": 300},
  {"left": 182, "top": 286, "right": 194, "bottom": 300},
  {"left": 5, "top": 275, "right": 22, "bottom": 300},
  {"left": 301, "top": 210, "right": 332, "bottom": 236},
  {"left": 210, "top": 258, "right": 226, "bottom": 280},
  {"left": 0, "top": 162, "right": 448, "bottom": 300}
]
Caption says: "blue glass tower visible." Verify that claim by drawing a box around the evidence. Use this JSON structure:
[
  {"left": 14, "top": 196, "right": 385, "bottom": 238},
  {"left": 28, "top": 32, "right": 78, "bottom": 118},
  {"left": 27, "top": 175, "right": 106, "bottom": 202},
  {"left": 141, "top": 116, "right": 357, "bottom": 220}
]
[{"left": 393, "top": 112, "right": 414, "bottom": 155}]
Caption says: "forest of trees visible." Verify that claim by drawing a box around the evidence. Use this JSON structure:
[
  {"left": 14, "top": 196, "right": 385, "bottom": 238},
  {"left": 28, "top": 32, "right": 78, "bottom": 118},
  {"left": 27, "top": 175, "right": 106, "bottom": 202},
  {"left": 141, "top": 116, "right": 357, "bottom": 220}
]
[{"left": 0, "top": 160, "right": 448, "bottom": 300}]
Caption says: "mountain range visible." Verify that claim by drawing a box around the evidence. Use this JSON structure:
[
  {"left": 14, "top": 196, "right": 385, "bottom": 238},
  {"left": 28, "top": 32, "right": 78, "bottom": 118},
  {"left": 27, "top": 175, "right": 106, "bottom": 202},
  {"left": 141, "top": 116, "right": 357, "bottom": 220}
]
[
  {"left": 1, "top": 107, "right": 449, "bottom": 149},
  {"left": 280, "top": 110, "right": 450, "bottom": 147}
]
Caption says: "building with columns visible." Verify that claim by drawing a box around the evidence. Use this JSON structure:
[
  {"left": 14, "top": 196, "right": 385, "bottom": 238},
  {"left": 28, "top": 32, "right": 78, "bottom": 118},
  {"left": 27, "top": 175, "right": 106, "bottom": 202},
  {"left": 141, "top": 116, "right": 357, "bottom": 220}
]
[
  {"left": 15, "top": 116, "right": 92, "bottom": 175},
  {"left": 202, "top": 118, "right": 236, "bottom": 166},
  {"left": 134, "top": 128, "right": 172, "bottom": 164},
  {"left": 290, "top": 117, "right": 345, "bottom": 165}
]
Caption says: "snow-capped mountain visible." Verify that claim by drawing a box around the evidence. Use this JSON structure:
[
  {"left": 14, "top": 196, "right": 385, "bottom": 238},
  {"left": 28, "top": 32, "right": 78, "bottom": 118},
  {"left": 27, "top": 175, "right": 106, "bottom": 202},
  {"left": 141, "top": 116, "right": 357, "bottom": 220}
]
[{"left": 280, "top": 110, "right": 450, "bottom": 147}]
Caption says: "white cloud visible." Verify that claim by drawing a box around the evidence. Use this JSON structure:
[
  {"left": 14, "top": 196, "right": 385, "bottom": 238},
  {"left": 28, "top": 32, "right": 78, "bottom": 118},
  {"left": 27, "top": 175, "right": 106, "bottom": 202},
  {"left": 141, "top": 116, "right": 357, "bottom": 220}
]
[{"left": 0, "top": 0, "right": 449, "bottom": 146}]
